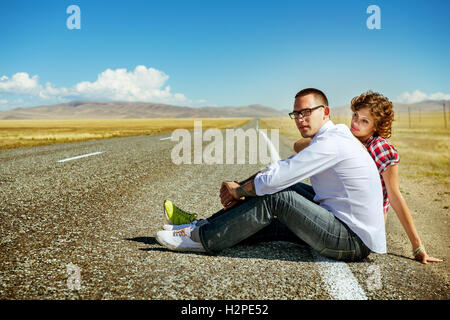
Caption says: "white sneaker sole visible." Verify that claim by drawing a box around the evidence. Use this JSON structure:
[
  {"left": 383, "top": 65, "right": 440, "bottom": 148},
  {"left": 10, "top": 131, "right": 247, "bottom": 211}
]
[{"left": 155, "top": 230, "right": 205, "bottom": 252}]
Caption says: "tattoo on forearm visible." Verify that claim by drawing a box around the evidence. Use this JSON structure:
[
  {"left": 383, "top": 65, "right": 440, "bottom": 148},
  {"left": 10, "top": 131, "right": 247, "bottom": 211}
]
[{"left": 236, "top": 180, "right": 257, "bottom": 197}]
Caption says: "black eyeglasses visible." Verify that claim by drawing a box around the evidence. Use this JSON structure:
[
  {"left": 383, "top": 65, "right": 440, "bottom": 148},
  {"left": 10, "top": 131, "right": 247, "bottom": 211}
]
[{"left": 289, "top": 105, "right": 324, "bottom": 119}]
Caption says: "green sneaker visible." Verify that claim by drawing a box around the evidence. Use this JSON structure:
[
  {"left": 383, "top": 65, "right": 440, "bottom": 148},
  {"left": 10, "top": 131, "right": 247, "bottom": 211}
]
[{"left": 164, "top": 200, "right": 197, "bottom": 225}]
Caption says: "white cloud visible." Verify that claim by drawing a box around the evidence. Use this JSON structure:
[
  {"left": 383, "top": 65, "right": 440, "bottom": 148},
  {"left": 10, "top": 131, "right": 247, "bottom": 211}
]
[
  {"left": 428, "top": 92, "right": 450, "bottom": 101},
  {"left": 72, "top": 66, "right": 187, "bottom": 102},
  {"left": 0, "top": 72, "right": 41, "bottom": 95},
  {"left": 0, "top": 65, "right": 192, "bottom": 106},
  {"left": 396, "top": 90, "right": 450, "bottom": 104}
]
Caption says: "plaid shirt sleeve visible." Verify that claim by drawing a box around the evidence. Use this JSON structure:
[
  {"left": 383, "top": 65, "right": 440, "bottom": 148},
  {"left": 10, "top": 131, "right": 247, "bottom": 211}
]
[{"left": 366, "top": 136, "right": 400, "bottom": 175}]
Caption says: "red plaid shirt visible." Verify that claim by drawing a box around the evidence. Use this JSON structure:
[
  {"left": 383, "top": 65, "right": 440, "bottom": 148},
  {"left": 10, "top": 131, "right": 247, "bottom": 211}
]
[{"left": 364, "top": 135, "right": 400, "bottom": 215}]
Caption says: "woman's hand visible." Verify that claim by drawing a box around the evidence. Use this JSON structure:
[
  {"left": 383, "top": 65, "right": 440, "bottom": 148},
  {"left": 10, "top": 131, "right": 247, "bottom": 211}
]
[
  {"left": 414, "top": 248, "right": 443, "bottom": 264},
  {"left": 293, "top": 138, "right": 312, "bottom": 153}
]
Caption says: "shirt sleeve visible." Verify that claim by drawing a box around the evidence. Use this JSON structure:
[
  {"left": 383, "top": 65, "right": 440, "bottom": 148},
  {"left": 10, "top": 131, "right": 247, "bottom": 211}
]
[
  {"left": 254, "top": 141, "right": 338, "bottom": 195},
  {"left": 373, "top": 141, "right": 400, "bottom": 174}
]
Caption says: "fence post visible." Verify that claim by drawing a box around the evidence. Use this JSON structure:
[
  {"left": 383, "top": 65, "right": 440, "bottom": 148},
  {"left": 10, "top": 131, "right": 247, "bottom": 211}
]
[
  {"left": 408, "top": 107, "right": 411, "bottom": 129},
  {"left": 444, "top": 101, "right": 448, "bottom": 129},
  {"left": 448, "top": 102, "right": 450, "bottom": 121}
]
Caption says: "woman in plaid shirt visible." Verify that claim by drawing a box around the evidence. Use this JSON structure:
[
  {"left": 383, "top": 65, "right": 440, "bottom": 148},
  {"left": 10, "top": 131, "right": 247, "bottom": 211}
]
[
  {"left": 294, "top": 91, "right": 442, "bottom": 264},
  {"left": 349, "top": 91, "right": 441, "bottom": 264}
]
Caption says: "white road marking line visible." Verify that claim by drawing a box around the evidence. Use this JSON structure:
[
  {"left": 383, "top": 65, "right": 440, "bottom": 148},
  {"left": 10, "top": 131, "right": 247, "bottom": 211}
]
[
  {"left": 310, "top": 251, "right": 367, "bottom": 300},
  {"left": 58, "top": 151, "right": 104, "bottom": 163},
  {"left": 257, "top": 121, "right": 368, "bottom": 300},
  {"left": 160, "top": 136, "right": 172, "bottom": 140}
]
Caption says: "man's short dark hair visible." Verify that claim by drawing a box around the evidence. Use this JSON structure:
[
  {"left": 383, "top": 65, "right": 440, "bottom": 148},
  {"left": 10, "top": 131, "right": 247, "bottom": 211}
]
[{"left": 295, "top": 88, "right": 329, "bottom": 106}]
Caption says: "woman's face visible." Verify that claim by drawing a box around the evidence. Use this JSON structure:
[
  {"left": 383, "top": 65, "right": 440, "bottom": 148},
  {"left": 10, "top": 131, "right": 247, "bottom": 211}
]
[{"left": 350, "top": 107, "right": 377, "bottom": 142}]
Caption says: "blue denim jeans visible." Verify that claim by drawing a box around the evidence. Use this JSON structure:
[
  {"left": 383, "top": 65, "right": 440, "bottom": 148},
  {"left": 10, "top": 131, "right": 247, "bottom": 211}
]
[{"left": 199, "top": 182, "right": 371, "bottom": 262}]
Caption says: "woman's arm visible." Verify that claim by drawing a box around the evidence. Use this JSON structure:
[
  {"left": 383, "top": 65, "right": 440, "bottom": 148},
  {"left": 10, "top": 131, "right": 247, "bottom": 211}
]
[
  {"left": 382, "top": 165, "right": 442, "bottom": 264},
  {"left": 293, "top": 138, "right": 312, "bottom": 153}
]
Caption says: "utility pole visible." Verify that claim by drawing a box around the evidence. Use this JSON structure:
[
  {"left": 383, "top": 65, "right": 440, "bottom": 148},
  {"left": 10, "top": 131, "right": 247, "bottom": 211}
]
[
  {"left": 447, "top": 105, "right": 450, "bottom": 120},
  {"left": 446, "top": 101, "right": 450, "bottom": 122},
  {"left": 444, "top": 101, "right": 448, "bottom": 129},
  {"left": 408, "top": 107, "right": 411, "bottom": 129}
]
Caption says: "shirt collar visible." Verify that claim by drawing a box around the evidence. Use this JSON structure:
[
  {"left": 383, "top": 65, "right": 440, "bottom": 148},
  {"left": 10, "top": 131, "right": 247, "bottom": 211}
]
[
  {"left": 311, "top": 120, "right": 334, "bottom": 143},
  {"left": 363, "top": 134, "right": 378, "bottom": 148}
]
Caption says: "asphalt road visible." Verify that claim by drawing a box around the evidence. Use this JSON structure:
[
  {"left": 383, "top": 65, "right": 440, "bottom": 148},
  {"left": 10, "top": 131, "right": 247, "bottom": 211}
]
[{"left": 0, "top": 120, "right": 448, "bottom": 300}]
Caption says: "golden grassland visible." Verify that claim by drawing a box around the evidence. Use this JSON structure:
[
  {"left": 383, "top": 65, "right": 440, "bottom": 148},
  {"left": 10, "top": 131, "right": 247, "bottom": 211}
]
[
  {"left": 0, "top": 118, "right": 252, "bottom": 150},
  {"left": 260, "top": 112, "right": 450, "bottom": 186},
  {"left": 1, "top": 114, "right": 448, "bottom": 186}
]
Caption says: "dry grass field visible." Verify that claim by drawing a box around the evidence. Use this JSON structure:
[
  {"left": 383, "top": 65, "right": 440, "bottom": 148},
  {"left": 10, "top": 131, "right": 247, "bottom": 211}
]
[
  {"left": 1, "top": 114, "right": 448, "bottom": 186},
  {"left": 0, "top": 118, "right": 252, "bottom": 150},
  {"left": 260, "top": 112, "right": 450, "bottom": 186}
]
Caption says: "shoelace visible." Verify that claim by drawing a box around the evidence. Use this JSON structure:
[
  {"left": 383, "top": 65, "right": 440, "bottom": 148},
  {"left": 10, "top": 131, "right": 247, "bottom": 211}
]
[{"left": 173, "top": 228, "right": 190, "bottom": 237}]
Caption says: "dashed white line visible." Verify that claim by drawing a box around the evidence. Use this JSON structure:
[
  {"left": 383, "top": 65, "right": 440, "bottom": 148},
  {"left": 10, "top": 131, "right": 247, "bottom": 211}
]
[
  {"left": 257, "top": 120, "right": 368, "bottom": 300},
  {"left": 58, "top": 151, "right": 104, "bottom": 163},
  {"left": 160, "top": 136, "right": 172, "bottom": 141}
]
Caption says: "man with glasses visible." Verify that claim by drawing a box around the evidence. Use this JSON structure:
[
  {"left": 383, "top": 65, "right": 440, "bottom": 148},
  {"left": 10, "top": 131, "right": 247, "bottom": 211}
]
[{"left": 156, "top": 88, "right": 386, "bottom": 262}]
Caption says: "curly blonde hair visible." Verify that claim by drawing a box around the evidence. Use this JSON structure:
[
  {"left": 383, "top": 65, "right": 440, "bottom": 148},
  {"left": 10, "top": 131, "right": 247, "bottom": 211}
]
[{"left": 350, "top": 90, "right": 394, "bottom": 139}]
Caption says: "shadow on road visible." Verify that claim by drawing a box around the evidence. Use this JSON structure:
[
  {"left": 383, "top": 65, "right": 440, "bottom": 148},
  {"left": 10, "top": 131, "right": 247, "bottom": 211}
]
[
  {"left": 125, "top": 236, "right": 158, "bottom": 245},
  {"left": 124, "top": 236, "right": 207, "bottom": 255},
  {"left": 123, "top": 236, "right": 379, "bottom": 264},
  {"left": 124, "top": 236, "right": 319, "bottom": 262},
  {"left": 386, "top": 252, "right": 417, "bottom": 262}
]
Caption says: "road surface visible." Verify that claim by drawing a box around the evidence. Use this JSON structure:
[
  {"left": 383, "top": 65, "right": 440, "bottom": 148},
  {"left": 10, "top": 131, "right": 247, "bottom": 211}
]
[{"left": 0, "top": 120, "right": 448, "bottom": 299}]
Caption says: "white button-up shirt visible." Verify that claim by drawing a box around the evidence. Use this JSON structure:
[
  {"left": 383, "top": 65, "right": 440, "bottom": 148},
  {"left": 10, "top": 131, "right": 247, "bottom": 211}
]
[{"left": 254, "top": 120, "right": 386, "bottom": 253}]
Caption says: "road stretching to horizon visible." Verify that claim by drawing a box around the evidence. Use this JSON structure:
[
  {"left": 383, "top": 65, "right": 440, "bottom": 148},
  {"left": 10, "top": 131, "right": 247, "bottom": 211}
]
[{"left": 0, "top": 120, "right": 448, "bottom": 299}]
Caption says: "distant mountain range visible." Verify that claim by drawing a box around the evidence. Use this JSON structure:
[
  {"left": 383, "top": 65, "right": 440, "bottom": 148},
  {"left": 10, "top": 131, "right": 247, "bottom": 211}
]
[
  {"left": 0, "top": 99, "right": 448, "bottom": 120},
  {"left": 0, "top": 101, "right": 286, "bottom": 120},
  {"left": 331, "top": 100, "right": 450, "bottom": 117}
]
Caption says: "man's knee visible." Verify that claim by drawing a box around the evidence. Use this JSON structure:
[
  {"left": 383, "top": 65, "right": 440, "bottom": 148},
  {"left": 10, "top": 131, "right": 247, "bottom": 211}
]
[
  {"left": 262, "top": 189, "right": 299, "bottom": 210},
  {"left": 269, "top": 188, "right": 298, "bottom": 200}
]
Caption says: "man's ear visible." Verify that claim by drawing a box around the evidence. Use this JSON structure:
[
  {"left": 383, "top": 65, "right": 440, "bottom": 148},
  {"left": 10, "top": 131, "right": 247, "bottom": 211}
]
[{"left": 323, "top": 106, "right": 330, "bottom": 117}]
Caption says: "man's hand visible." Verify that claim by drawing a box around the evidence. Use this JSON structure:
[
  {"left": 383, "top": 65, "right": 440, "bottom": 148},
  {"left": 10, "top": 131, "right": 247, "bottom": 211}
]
[{"left": 220, "top": 181, "right": 245, "bottom": 211}]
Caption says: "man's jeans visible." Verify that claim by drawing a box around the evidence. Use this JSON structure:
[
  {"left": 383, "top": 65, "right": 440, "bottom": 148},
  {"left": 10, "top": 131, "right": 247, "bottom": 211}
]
[{"left": 199, "top": 182, "right": 371, "bottom": 262}]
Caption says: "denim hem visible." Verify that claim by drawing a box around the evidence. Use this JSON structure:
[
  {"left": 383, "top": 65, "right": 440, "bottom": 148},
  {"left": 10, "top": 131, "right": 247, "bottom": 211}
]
[{"left": 199, "top": 224, "right": 215, "bottom": 255}]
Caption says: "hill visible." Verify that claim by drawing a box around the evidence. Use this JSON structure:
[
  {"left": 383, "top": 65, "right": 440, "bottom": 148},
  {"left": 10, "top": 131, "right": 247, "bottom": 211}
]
[{"left": 0, "top": 101, "right": 286, "bottom": 120}]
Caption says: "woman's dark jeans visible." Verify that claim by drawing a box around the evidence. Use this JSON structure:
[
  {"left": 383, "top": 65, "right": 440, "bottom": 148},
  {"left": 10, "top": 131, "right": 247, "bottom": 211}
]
[{"left": 199, "top": 182, "right": 371, "bottom": 262}]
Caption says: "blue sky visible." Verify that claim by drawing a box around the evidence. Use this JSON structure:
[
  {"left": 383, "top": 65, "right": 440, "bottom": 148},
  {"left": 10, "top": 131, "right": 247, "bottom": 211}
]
[{"left": 0, "top": 0, "right": 449, "bottom": 111}]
